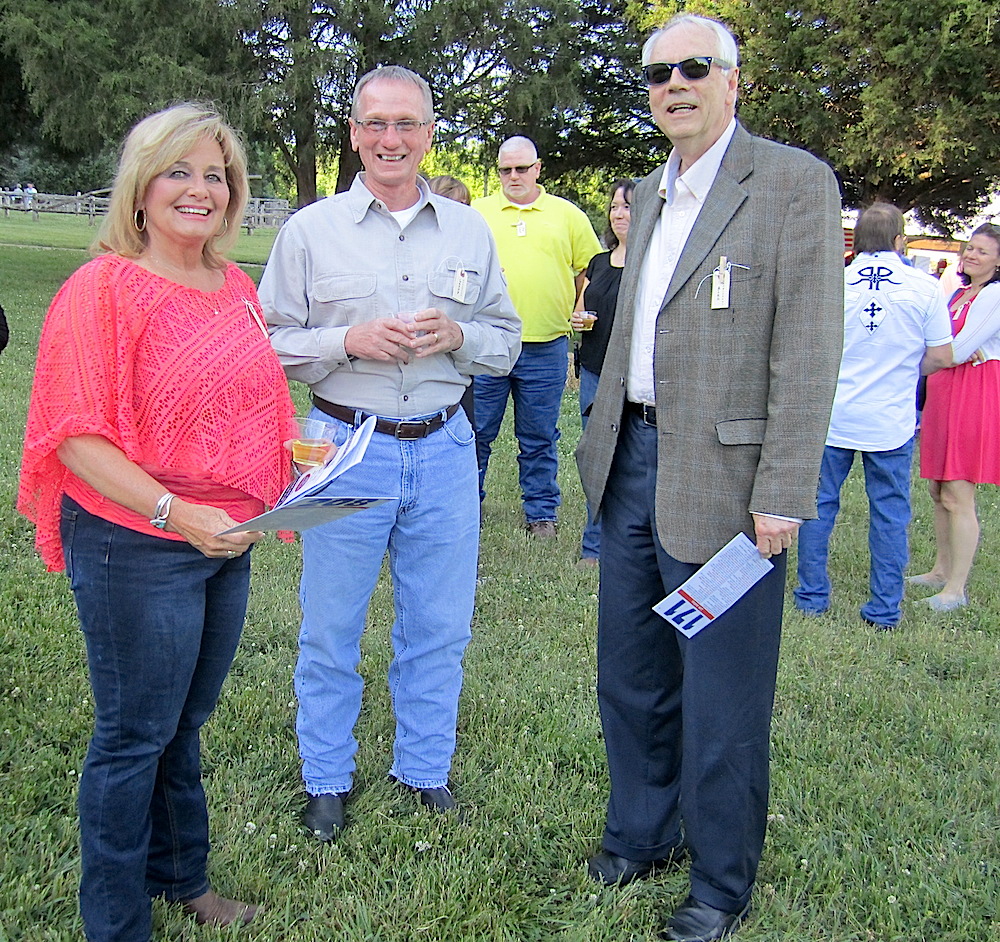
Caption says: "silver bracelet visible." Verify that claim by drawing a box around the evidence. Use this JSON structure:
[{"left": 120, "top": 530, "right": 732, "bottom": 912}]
[{"left": 150, "top": 492, "right": 176, "bottom": 530}]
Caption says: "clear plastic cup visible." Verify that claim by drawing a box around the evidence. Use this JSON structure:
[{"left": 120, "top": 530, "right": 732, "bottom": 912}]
[
  {"left": 398, "top": 310, "right": 426, "bottom": 337},
  {"left": 291, "top": 416, "right": 334, "bottom": 466}
]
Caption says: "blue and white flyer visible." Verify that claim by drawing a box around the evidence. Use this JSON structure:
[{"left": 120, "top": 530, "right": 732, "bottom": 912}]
[{"left": 653, "top": 533, "right": 774, "bottom": 638}]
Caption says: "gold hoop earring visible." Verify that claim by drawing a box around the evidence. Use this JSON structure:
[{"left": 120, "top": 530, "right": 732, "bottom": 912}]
[
  {"left": 133, "top": 209, "right": 146, "bottom": 233},
  {"left": 217, "top": 217, "right": 229, "bottom": 236}
]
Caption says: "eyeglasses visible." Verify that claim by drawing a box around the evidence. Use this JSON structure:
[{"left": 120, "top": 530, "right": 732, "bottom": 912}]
[
  {"left": 642, "top": 57, "right": 730, "bottom": 86},
  {"left": 354, "top": 119, "right": 431, "bottom": 134},
  {"left": 498, "top": 162, "right": 538, "bottom": 176}
]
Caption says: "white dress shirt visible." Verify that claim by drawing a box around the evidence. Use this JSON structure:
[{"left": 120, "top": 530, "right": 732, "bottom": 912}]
[{"left": 627, "top": 119, "right": 737, "bottom": 405}]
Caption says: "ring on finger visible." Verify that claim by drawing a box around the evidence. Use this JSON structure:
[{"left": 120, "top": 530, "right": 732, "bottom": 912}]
[
  {"left": 226, "top": 550, "right": 237, "bottom": 558},
  {"left": 433, "top": 331, "right": 439, "bottom": 342}
]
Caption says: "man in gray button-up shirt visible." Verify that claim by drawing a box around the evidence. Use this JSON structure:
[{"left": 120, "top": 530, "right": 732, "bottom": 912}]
[{"left": 258, "top": 65, "right": 520, "bottom": 839}]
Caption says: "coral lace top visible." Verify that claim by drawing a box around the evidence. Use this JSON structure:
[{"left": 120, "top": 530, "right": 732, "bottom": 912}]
[{"left": 19, "top": 254, "right": 297, "bottom": 571}]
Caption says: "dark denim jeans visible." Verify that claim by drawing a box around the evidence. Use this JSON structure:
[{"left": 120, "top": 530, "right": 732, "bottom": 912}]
[
  {"left": 794, "top": 439, "right": 914, "bottom": 626},
  {"left": 474, "top": 337, "right": 567, "bottom": 522},
  {"left": 61, "top": 496, "right": 250, "bottom": 942},
  {"left": 578, "top": 365, "right": 602, "bottom": 558}
]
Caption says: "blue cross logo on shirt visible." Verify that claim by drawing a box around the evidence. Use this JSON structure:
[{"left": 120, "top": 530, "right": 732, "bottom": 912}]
[{"left": 861, "top": 300, "right": 884, "bottom": 333}]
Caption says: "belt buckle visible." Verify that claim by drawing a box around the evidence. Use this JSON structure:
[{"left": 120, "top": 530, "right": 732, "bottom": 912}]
[
  {"left": 641, "top": 403, "right": 656, "bottom": 426},
  {"left": 394, "top": 420, "right": 427, "bottom": 440}
]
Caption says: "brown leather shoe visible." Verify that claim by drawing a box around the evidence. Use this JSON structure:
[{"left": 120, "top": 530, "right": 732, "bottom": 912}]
[
  {"left": 527, "top": 520, "right": 557, "bottom": 538},
  {"left": 179, "top": 889, "right": 258, "bottom": 928}
]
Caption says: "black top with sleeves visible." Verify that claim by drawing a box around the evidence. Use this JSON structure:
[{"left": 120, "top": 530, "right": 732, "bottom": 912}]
[{"left": 578, "top": 251, "right": 623, "bottom": 376}]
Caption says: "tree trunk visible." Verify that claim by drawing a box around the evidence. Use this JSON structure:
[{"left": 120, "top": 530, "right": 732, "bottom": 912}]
[
  {"left": 294, "top": 138, "right": 318, "bottom": 206},
  {"left": 336, "top": 131, "right": 361, "bottom": 193}
]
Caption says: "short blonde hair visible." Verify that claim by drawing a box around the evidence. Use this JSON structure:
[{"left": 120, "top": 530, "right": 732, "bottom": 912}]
[{"left": 97, "top": 102, "right": 249, "bottom": 269}]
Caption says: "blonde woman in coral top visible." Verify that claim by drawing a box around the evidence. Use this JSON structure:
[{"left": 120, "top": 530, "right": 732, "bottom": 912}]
[{"left": 18, "top": 104, "right": 296, "bottom": 941}]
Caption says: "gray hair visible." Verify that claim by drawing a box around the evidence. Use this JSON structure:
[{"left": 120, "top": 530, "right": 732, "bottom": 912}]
[
  {"left": 642, "top": 14, "right": 740, "bottom": 69},
  {"left": 498, "top": 136, "right": 538, "bottom": 162},
  {"left": 351, "top": 66, "right": 434, "bottom": 122}
]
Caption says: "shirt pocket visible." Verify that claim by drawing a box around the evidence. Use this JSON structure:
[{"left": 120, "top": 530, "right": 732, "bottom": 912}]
[
  {"left": 427, "top": 259, "right": 483, "bottom": 321},
  {"left": 310, "top": 273, "right": 378, "bottom": 325}
]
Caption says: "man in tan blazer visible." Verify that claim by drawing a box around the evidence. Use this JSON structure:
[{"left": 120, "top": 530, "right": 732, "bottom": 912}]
[{"left": 575, "top": 14, "right": 843, "bottom": 941}]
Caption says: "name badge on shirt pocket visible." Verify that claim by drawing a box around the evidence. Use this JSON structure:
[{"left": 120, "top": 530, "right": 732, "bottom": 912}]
[
  {"left": 429, "top": 262, "right": 482, "bottom": 309},
  {"left": 453, "top": 268, "right": 469, "bottom": 304}
]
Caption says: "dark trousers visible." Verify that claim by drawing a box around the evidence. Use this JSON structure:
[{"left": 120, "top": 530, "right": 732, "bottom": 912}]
[
  {"left": 596, "top": 413, "right": 786, "bottom": 913},
  {"left": 61, "top": 496, "right": 250, "bottom": 942}
]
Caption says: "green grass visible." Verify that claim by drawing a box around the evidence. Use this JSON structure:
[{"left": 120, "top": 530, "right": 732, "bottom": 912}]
[
  {"left": 0, "top": 211, "right": 279, "bottom": 266},
  {"left": 1, "top": 224, "right": 999, "bottom": 941}
]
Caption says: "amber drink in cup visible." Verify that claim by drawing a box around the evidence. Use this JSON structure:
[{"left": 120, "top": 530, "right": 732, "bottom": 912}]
[
  {"left": 292, "top": 416, "right": 333, "bottom": 467},
  {"left": 578, "top": 310, "right": 598, "bottom": 331}
]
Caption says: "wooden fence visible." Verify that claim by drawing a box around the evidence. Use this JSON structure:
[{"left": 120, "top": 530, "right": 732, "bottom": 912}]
[{"left": 0, "top": 191, "right": 293, "bottom": 232}]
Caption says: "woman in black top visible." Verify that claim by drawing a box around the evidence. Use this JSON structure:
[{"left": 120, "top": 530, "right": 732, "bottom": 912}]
[{"left": 571, "top": 179, "right": 635, "bottom": 565}]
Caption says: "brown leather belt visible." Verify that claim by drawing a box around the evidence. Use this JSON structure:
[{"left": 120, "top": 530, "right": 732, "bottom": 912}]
[
  {"left": 312, "top": 395, "right": 459, "bottom": 440},
  {"left": 626, "top": 400, "right": 657, "bottom": 426}
]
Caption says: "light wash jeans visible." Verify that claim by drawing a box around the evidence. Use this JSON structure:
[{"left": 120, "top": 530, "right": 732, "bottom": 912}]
[
  {"left": 296, "top": 405, "right": 479, "bottom": 794},
  {"left": 794, "top": 439, "right": 914, "bottom": 626}
]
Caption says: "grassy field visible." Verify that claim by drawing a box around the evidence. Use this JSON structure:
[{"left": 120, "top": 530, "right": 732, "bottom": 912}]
[{"left": 1, "top": 215, "right": 998, "bottom": 941}]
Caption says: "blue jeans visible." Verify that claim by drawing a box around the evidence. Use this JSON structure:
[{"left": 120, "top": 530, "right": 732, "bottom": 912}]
[
  {"left": 474, "top": 337, "right": 567, "bottom": 522},
  {"left": 578, "top": 365, "right": 602, "bottom": 558},
  {"left": 60, "top": 496, "right": 251, "bottom": 942},
  {"left": 794, "top": 439, "right": 914, "bottom": 626},
  {"left": 296, "top": 406, "right": 479, "bottom": 794}
]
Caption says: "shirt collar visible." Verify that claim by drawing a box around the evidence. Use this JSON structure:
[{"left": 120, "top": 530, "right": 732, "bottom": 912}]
[
  {"left": 657, "top": 118, "right": 738, "bottom": 206},
  {"left": 347, "top": 172, "right": 438, "bottom": 226},
  {"left": 498, "top": 183, "right": 547, "bottom": 210}
]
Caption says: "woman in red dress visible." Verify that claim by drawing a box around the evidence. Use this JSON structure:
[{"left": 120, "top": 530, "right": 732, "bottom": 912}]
[{"left": 912, "top": 224, "right": 1000, "bottom": 611}]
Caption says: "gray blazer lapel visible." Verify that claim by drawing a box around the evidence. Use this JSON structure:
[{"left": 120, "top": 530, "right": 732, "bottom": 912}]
[{"left": 661, "top": 124, "right": 753, "bottom": 310}]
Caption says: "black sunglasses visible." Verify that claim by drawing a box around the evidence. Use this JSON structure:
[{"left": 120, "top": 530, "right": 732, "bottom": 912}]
[
  {"left": 642, "top": 57, "right": 728, "bottom": 86},
  {"left": 498, "top": 162, "right": 538, "bottom": 176}
]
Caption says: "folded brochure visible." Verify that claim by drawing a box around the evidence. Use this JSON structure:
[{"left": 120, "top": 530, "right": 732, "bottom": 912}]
[{"left": 218, "top": 415, "right": 383, "bottom": 533}]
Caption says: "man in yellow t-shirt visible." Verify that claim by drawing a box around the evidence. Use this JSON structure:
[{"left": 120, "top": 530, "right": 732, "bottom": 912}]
[{"left": 473, "top": 136, "right": 601, "bottom": 537}]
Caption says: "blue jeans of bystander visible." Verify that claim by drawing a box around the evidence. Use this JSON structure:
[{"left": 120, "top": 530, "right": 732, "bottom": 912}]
[
  {"left": 578, "top": 365, "right": 602, "bottom": 558},
  {"left": 474, "top": 337, "right": 567, "bottom": 523},
  {"left": 794, "top": 439, "right": 914, "bottom": 626}
]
